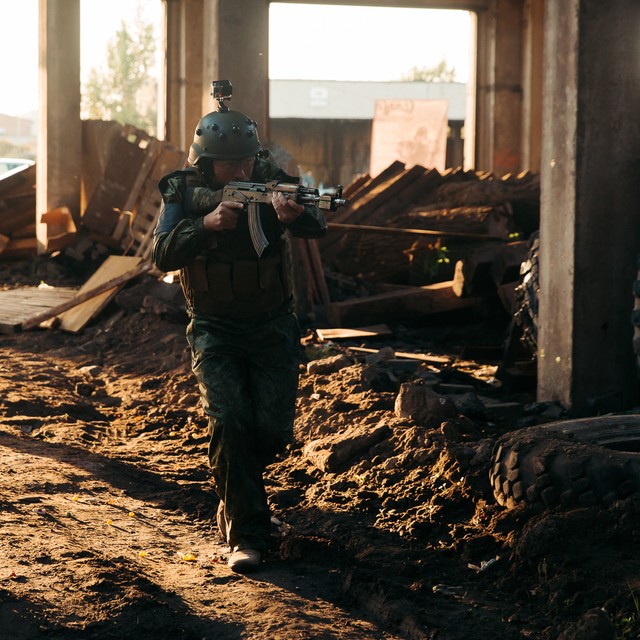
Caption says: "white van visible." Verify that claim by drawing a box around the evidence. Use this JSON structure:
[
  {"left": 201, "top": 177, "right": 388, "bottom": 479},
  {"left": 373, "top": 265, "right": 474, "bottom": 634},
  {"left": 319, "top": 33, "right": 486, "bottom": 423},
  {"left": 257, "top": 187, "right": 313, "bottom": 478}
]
[{"left": 0, "top": 158, "right": 35, "bottom": 178}]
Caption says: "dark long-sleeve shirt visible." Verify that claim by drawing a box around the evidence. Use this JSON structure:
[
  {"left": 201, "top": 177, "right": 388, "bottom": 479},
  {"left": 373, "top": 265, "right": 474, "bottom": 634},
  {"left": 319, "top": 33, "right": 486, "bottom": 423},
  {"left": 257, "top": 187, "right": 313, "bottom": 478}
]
[{"left": 153, "top": 156, "right": 327, "bottom": 273}]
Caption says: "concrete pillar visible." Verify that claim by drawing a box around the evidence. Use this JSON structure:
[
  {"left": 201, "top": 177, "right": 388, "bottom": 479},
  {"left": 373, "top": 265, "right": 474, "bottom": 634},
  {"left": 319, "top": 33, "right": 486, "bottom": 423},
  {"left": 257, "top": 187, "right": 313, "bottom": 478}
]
[
  {"left": 202, "top": 0, "right": 269, "bottom": 140},
  {"left": 164, "top": 0, "right": 269, "bottom": 151},
  {"left": 538, "top": 0, "right": 640, "bottom": 411},
  {"left": 521, "top": 0, "right": 544, "bottom": 171},
  {"left": 164, "top": 0, "right": 204, "bottom": 150},
  {"left": 475, "top": 0, "right": 523, "bottom": 174},
  {"left": 37, "top": 0, "right": 82, "bottom": 248}
]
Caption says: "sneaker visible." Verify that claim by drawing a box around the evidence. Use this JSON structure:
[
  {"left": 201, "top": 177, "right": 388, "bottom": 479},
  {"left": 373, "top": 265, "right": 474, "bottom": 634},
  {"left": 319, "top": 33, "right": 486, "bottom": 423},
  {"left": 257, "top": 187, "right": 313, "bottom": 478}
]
[
  {"left": 216, "top": 501, "right": 227, "bottom": 542},
  {"left": 228, "top": 547, "right": 262, "bottom": 574}
]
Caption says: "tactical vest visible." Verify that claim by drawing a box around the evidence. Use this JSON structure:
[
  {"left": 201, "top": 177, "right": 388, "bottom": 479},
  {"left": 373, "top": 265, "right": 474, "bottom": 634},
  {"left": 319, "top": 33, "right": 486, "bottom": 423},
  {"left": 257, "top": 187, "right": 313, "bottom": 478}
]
[{"left": 180, "top": 174, "right": 293, "bottom": 317}]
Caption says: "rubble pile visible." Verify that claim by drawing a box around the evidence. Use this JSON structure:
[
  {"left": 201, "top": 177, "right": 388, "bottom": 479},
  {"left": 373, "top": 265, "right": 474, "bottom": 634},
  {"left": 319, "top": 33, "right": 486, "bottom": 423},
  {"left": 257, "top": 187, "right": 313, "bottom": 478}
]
[{"left": 3, "top": 127, "right": 640, "bottom": 639}]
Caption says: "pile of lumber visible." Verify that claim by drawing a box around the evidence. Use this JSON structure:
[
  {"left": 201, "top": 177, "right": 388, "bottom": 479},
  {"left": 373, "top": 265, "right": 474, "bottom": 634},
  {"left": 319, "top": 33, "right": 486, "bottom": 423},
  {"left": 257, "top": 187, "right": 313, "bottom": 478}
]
[
  {"left": 0, "top": 121, "right": 186, "bottom": 333},
  {"left": 65, "top": 121, "right": 187, "bottom": 263},
  {"left": 0, "top": 164, "right": 37, "bottom": 260},
  {"left": 0, "top": 138, "right": 541, "bottom": 336},
  {"left": 452, "top": 239, "right": 531, "bottom": 315},
  {"left": 317, "top": 162, "right": 540, "bottom": 326},
  {"left": 0, "top": 120, "right": 187, "bottom": 265}
]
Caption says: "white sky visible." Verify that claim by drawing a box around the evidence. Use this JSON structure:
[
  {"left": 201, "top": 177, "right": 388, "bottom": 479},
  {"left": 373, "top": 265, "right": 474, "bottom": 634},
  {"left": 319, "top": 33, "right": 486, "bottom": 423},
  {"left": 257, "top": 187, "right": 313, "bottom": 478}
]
[
  {"left": 268, "top": 3, "right": 472, "bottom": 83},
  {"left": 0, "top": 0, "right": 472, "bottom": 118}
]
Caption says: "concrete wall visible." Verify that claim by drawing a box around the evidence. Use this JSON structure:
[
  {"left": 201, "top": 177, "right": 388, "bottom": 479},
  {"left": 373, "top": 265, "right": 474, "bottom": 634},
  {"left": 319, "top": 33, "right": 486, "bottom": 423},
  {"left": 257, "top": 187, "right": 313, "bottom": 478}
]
[
  {"left": 164, "top": 0, "right": 539, "bottom": 177},
  {"left": 270, "top": 118, "right": 465, "bottom": 186},
  {"left": 474, "top": 0, "right": 524, "bottom": 174},
  {"left": 37, "top": 0, "right": 82, "bottom": 247}
]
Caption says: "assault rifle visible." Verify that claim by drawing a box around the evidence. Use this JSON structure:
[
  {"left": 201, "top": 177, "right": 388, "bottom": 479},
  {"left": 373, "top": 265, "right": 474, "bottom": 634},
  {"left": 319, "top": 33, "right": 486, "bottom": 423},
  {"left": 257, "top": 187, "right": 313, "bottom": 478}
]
[{"left": 221, "top": 180, "right": 348, "bottom": 256}]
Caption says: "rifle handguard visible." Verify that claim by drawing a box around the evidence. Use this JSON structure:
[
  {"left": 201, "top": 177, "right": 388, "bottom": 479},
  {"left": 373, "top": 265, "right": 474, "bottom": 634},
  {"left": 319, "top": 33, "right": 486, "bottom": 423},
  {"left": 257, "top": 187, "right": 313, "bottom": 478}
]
[{"left": 221, "top": 180, "right": 348, "bottom": 256}]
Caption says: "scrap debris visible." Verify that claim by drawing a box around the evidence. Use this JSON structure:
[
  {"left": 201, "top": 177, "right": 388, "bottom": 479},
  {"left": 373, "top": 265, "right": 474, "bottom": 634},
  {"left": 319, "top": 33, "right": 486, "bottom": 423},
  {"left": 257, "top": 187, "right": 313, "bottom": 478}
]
[{"left": 0, "top": 122, "right": 539, "bottom": 390}]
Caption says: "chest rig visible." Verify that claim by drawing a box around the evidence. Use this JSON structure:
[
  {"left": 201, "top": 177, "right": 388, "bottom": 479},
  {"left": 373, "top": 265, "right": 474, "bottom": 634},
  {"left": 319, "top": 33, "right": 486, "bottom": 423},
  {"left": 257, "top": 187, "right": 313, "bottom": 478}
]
[{"left": 180, "top": 173, "right": 293, "bottom": 317}]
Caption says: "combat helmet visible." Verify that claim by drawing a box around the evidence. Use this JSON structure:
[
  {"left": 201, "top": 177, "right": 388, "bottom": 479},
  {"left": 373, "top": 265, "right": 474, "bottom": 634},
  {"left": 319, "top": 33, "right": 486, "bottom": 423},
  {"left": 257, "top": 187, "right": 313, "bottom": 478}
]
[{"left": 188, "top": 80, "right": 262, "bottom": 165}]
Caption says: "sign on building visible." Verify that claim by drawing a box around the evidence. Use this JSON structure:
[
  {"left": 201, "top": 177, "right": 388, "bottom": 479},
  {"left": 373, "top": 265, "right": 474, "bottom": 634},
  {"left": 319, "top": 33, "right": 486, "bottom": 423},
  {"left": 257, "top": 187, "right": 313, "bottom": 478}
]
[{"left": 370, "top": 99, "right": 448, "bottom": 177}]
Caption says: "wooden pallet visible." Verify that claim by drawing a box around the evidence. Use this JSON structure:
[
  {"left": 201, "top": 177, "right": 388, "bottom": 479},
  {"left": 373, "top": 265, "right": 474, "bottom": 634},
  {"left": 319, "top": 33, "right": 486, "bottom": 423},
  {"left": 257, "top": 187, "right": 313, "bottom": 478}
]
[
  {"left": 122, "top": 138, "right": 187, "bottom": 260},
  {"left": 0, "top": 287, "right": 78, "bottom": 333},
  {"left": 57, "top": 255, "right": 144, "bottom": 333},
  {"left": 0, "top": 256, "right": 149, "bottom": 334}
]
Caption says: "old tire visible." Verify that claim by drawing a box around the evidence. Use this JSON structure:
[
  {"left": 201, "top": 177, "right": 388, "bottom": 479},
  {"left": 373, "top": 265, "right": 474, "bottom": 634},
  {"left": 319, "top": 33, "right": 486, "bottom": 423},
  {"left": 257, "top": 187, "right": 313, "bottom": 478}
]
[
  {"left": 490, "top": 415, "right": 640, "bottom": 509},
  {"left": 631, "top": 253, "right": 640, "bottom": 373},
  {"left": 512, "top": 230, "right": 540, "bottom": 356}
]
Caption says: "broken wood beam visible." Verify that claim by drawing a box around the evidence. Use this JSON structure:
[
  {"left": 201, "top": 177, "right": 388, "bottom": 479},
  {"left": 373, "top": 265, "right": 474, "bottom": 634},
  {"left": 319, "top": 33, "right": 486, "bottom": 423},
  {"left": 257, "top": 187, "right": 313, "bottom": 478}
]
[
  {"left": 315, "top": 324, "right": 392, "bottom": 341},
  {"left": 305, "top": 238, "right": 331, "bottom": 306},
  {"left": 0, "top": 237, "right": 37, "bottom": 261},
  {"left": 332, "top": 165, "right": 428, "bottom": 227},
  {"left": 489, "top": 240, "right": 529, "bottom": 286},
  {"left": 343, "top": 160, "right": 405, "bottom": 206},
  {"left": 346, "top": 345, "right": 451, "bottom": 365},
  {"left": 327, "top": 222, "right": 504, "bottom": 241},
  {"left": 0, "top": 286, "right": 79, "bottom": 334},
  {"left": 327, "top": 281, "right": 480, "bottom": 327},
  {"left": 57, "top": 256, "right": 147, "bottom": 333},
  {"left": 342, "top": 174, "right": 371, "bottom": 200},
  {"left": 405, "top": 203, "right": 516, "bottom": 240},
  {"left": 21, "top": 260, "right": 151, "bottom": 331},
  {"left": 0, "top": 194, "right": 36, "bottom": 236},
  {"left": 451, "top": 242, "right": 505, "bottom": 297},
  {"left": 362, "top": 168, "right": 444, "bottom": 226}
]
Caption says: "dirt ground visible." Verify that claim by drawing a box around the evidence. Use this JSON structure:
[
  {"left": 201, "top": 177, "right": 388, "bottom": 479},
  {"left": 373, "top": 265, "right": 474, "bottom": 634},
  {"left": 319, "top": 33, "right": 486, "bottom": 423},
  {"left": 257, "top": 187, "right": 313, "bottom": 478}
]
[{"left": 2, "top": 255, "right": 640, "bottom": 640}]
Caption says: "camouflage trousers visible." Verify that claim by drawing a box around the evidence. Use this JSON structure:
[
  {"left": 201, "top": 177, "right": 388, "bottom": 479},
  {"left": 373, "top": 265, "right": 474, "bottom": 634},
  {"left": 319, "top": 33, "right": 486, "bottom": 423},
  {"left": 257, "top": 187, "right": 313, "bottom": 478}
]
[{"left": 186, "top": 307, "right": 301, "bottom": 552}]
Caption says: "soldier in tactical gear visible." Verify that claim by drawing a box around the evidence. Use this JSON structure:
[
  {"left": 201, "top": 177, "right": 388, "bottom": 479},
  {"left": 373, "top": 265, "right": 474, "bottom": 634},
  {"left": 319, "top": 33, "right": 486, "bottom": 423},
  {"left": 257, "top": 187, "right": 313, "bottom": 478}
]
[{"left": 152, "top": 82, "right": 327, "bottom": 573}]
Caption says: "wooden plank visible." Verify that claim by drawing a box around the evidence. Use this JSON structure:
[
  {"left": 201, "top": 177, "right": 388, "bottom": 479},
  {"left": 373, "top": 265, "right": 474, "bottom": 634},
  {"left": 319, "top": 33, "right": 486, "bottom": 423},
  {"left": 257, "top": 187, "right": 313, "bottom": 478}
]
[
  {"left": 490, "top": 240, "right": 529, "bottom": 286},
  {"left": 0, "top": 193, "right": 36, "bottom": 236},
  {"left": 404, "top": 204, "right": 515, "bottom": 239},
  {"left": 122, "top": 138, "right": 162, "bottom": 213},
  {"left": 0, "top": 289, "right": 77, "bottom": 308},
  {"left": 0, "top": 287, "right": 78, "bottom": 334},
  {"left": 81, "top": 119, "right": 124, "bottom": 208},
  {"left": 331, "top": 165, "right": 425, "bottom": 226},
  {"left": 305, "top": 239, "right": 331, "bottom": 306},
  {"left": 82, "top": 127, "right": 153, "bottom": 235},
  {"left": 363, "top": 167, "right": 444, "bottom": 227},
  {"left": 17, "top": 262, "right": 150, "bottom": 332},
  {"left": 346, "top": 345, "right": 451, "bottom": 365},
  {"left": 342, "top": 174, "right": 370, "bottom": 200},
  {"left": 127, "top": 143, "right": 186, "bottom": 259},
  {"left": 19, "top": 260, "right": 150, "bottom": 332},
  {"left": 315, "top": 324, "right": 392, "bottom": 340},
  {"left": 56, "top": 256, "right": 145, "bottom": 333},
  {"left": 320, "top": 166, "right": 427, "bottom": 262},
  {"left": 327, "top": 222, "right": 504, "bottom": 241},
  {"left": 344, "top": 161, "right": 405, "bottom": 205},
  {"left": 0, "top": 237, "right": 37, "bottom": 261},
  {"left": 298, "top": 239, "right": 320, "bottom": 306},
  {"left": 329, "top": 161, "right": 406, "bottom": 226},
  {"left": 327, "top": 280, "right": 480, "bottom": 327}
]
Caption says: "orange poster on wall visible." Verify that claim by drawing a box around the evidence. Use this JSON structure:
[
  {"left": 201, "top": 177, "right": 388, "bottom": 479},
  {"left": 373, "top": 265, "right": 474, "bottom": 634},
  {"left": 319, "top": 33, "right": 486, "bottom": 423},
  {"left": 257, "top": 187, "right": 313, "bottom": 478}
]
[{"left": 369, "top": 99, "right": 449, "bottom": 177}]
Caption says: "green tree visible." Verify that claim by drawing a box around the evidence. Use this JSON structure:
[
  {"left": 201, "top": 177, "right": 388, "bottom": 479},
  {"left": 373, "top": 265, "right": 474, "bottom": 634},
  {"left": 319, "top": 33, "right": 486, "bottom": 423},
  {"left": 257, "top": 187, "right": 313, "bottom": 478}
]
[
  {"left": 402, "top": 59, "right": 457, "bottom": 83},
  {"left": 81, "top": 7, "right": 158, "bottom": 135}
]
